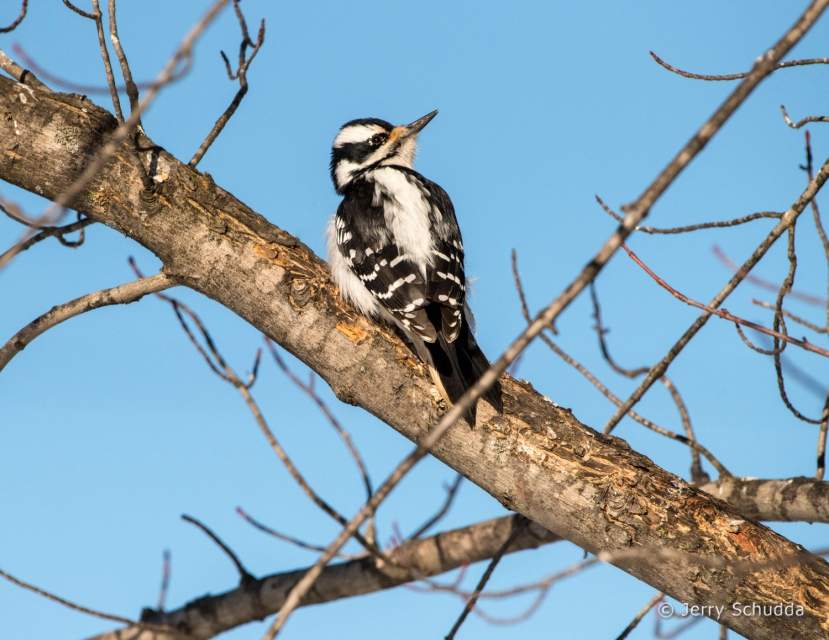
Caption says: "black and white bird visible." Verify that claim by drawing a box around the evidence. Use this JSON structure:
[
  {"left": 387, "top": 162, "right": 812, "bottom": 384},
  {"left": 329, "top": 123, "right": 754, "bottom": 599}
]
[{"left": 326, "top": 110, "right": 502, "bottom": 425}]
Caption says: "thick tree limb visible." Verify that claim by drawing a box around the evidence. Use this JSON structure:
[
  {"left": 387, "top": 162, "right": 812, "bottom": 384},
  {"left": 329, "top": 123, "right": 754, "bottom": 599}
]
[
  {"left": 87, "top": 515, "right": 561, "bottom": 640},
  {"left": 2, "top": 76, "right": 829, "bottom": 640}
]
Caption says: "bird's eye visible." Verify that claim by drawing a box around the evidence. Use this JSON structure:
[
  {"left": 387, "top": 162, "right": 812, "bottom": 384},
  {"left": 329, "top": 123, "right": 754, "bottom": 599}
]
[{"left": 369, "top": 133, "right": 387, "bottom": 147}]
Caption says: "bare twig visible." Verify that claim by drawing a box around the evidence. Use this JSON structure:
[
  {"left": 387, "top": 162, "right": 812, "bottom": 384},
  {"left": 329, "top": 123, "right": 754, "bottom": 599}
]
[
  {"left": 132, "top": 273, "right": 387, "bottom": 561},
  {"left": 236, "top": 507, "right": 362, "bottom": 559},
  {"left": 621, "top": 243, "right": 829, "bottom": 359},
  {"left": 605, "top": 152, "right": 829, "bottom": 434},
  {"left": 0, "top": 0, "right": 229, "bottom": 273},
  {"left": 752, "top": 299, "right": 827, "bottom": 333},
  {"left": 589, "top": 282, "right": 649, "bottom": 378},
  {"left": 0, "top": 48, "right": 47, "bottom": 90},
  {"left": 423, "top": 556, "right": 598, "bottom": 624},
  {"left": 62, "top": 0, "right": 95, "bottom": 19},
  {"left": 189, "top": 0, "right": 265, "bottom": 167},
  {"left": 817, "top": 392, "right": 829, "bottom": 480},
  {"left": 0, "top": 566, "right": 173, "bottom": 632},
  {"left": 771, "top": 225, "right": 823, "bottom": 423},
  {"left": 156, "top": 549, "right": 171, "bottom": 612},
  {"left": 61, "top": 0, "right": 225, "bottom": 200},
  {"left": 0, "top": 216, "right": 94, "bottom": 264},
  {"left": 444, "top": 517, "right": 527, "bottom": 640},
  {"left": 108, "top": 0, "right": 140, "bottom": 117},
  {"left": 0, "top": 273, "right": 174, "bottom": 373},
  {"left": 661, "top": 376, "right": 708, "bottom": 485},
  {"left": 512, "top": 251, "right": 729, "bottom": 478},
  {"left": 182, "top": 514, "right": 252, "bottom": 580},
  {"left": 804, "top": 131, "right": 829, "bottom": 331},
  {"left": 596, "top": 195, "right": 781, "bottom": 234},
  {"left": 12, "top": 42, "right": 179, "bottom": 95},
  {"left": 0, "top": 0, "right": 27, "bottom": 33},
  {"left": 713, "top": 244, "right": 827, "bottom": 306},
  {"left": 615, "top": 593, "right": 664, "bottom": 640},
  {"left": 589, "top": 281, "right": 706, "bottom": 479},
  {"left": 512, "top": 249, "right": 720, "bottom": 481},
  {"left": 89, "top": 0, "right": 124, "bottom": 122},
  {"left": 265, "top": 338, "right": 373, "bottom": 500},
  {"left": 781, "top": 104, "right": 829, "bottom": 129},
  {"left": 263, "top": 5, "right": 829, "bottom": 634},
  {"left": 654, "top": 611, "right": 702, "bottom": 639},
  {"left": 650, "top": 50, "right": 829, "bottom": 81},
  {"left": 409, "top": 474, "right": 463, "bottom": 539}
]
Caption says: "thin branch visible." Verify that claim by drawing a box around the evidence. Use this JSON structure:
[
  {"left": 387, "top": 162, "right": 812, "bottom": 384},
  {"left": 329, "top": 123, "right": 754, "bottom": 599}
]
[
  {"left": 512, "top": 251, "right": 730, "bottom": 478},
  {"left": 589, "top": 281, "right": 707, "bottom": 480},
  {"left": 615, "top": 593, "right": 664, "bottom": 640},
  {"left": 596, "top": 195, "right": 781, "bottom": 234},
  {"left": 605, "top": 152, "right": 829, "bottom": 433},
  {"left": 734, "top": 322, "right": 783, "bottom": 356},
  {"left": 0, "top": 216, "right": 94, "bottom": 263},
  {"left": 781, "top": 104, "right": 829, "bottom": 129},
  {"left": 752, "top": 299, "right": 827, "bottom": 333},
  {"left": 713, "top": 244, "right": 827, "bottom": 306},
  {"left": 421, "top": 556, "right": 598, "bottom": 623},
  {"left": 650, "top": 50, "right": 829, "bottom": 81},
  {"left": 804, "top": 131, "right": 829, "bottom": 333},
  {"left": 0, "top": 566, "right": 173, "bottom": 632},
  {"left": 91, "top": 0, "right": 124, "bottom": 122},
  {"left": 817, "top": 391, "right": 829, "bottom": 480},
  {"left": 654, "top": 611, "right": 702, "bottom": 639},
  {"left": 189, "top": 0, "right": 265, "bottom": 167},
  {"left": 0, "top": 273, "right": 174, "bottom": 373},
  {"left": 621, "top": 243, "right": 829, "bottom": 359},
  {"left": 0, "top": 0, "right": 229, "bottom": 272},
  {"left": 409, "top": 474, "right": 463, "bottom": 539},
  {"left": 661, "top": 376, "right": 708, "bottom": 485},
  {"left": 135, "top": 278, "right": 387, "bottom": 561},
  {"left": 0, "top": 48, "right": 48, "bottom": 90},
  {"left": 156, "top": 550, "right": 171, "bottom": 612},
  {"left": 0, "top": 0, "right": 27, "bottom": 33},
  {"left": 236, "top": 507, "right": 362, "bottom": 559},
  {"left": 444, "top": 516, "right": 527, "bottom": 640},
  {"left": 771, "top": 224, "right": 822, "bottom": 423},
  {"left": 264, "top": 337, "right": 373, "bottom": 500},
  {"left": 11, "top": 42, "right": 181, "bottom": 95},
  {"left": 182, "top": 514, "right": 252, "bottom": 580},
  {"left": 62, "top": 0, "right": 95, "bottom": 19},
  {"left": 589, "top": 282, "right": 649, "bottom": 378},
  {"left": 108, "top": 0, "right": 140, "bottom": 118}
]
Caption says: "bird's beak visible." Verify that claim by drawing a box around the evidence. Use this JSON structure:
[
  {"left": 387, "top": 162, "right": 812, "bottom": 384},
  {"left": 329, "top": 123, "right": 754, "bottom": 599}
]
[{"left": 401, "top": 110, "right": 438, "bottom": 139}]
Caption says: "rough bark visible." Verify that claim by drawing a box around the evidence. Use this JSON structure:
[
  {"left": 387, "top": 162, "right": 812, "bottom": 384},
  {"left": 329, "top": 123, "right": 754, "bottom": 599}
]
[
  {"left": 701, "top": 477, "right": 829, "bottom": 524},
  {"left": 87, "top": 515, "right": 560, "bottom": 640},
  {"left": 2, "top": 76, "right": 829, "bottom": 639}
]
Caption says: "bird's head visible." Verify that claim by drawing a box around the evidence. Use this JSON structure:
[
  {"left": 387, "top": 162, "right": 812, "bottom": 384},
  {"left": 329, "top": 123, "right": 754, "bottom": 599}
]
[{"left": 330, "top": 110, "right": 438, "bottom": 193}]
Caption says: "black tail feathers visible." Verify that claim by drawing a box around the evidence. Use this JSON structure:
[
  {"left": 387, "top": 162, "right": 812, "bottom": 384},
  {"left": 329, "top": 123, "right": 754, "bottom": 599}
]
[{"left": 424, "top": 307, "right": 503, "bottom": 427}]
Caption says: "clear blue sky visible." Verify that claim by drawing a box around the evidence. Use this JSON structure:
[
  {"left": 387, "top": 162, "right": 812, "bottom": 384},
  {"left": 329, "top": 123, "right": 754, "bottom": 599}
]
[{"left": 2, "top": 1, "right": 828, "bottom": 638}]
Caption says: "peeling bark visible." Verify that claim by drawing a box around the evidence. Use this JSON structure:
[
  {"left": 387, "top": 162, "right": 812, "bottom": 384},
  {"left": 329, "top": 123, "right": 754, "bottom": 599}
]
[{"left": 2, "top": 76, "right": 829, "bottom": 639}]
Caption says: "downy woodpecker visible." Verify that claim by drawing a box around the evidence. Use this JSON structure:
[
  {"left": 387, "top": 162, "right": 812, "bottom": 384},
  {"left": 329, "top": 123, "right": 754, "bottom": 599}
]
[{"left": 326, "top": 110, "right": 502, "bottom": 425}]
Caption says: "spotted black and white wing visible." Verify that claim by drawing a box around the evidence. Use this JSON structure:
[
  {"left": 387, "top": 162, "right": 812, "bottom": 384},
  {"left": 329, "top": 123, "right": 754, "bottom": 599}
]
[
  {"left": 334, "top": 179, "right": 437, "bottom": 342},
  {"left": 420, "top": 177, "right": 466, "bottom": 343}
]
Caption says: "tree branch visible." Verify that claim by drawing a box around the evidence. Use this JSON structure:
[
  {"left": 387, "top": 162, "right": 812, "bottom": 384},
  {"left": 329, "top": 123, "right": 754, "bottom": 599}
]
[
  {"left": 87, "top": 515, "right": 561, "bottom": 640},
  {"left": 0, "top": 273, "right": 175, "bottom": 373},
  {"left": 2, "top": 4, "right": 829, "bottom": 631}
]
